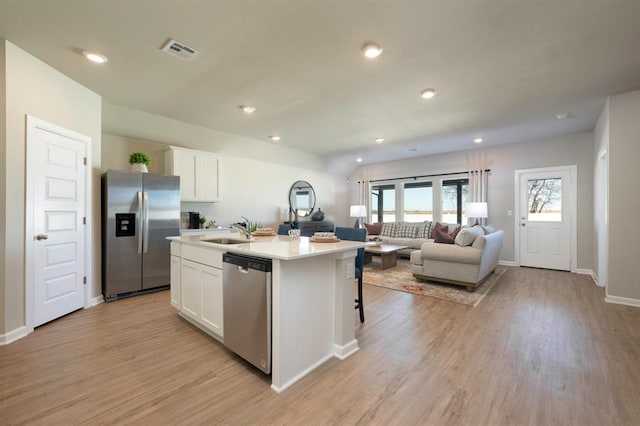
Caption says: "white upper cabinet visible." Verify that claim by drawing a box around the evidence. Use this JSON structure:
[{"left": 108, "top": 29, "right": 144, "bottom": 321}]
[{"left": 165, "top": 146, "right": 221, "bottom": 202}]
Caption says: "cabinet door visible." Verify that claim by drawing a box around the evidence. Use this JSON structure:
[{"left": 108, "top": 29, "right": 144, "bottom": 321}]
[
  {"left": 170, "top": 255, "right": 181, "bottom": 309},
  {"left": 196, "top": 153, "right": 220, "bottom": 202},
  {"left": 201, "top": 264, "right": 223, "bottom": 337},
  {"left": 172, "top": 149, "right": 197, "bottom": 201},
  {"left": 180, "top": 259, "right": 201, "bottom": 321}
]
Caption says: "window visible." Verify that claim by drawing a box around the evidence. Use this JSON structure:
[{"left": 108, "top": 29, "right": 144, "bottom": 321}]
[
  {"left": 442, "top": 179, "right": 469, "bottom": 224},
  {"left": 527, "top": 178, "right": 562, "bottom": 222},
  {"left": 403, "top": 182, "right": 433, "bottom": 222},
  {"left": 371, "top": 184, "right": 395, "bottom": 222}
]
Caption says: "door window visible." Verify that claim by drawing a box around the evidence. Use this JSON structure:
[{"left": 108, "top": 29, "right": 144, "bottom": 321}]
[{"left": 527, "top": 178, "right": 562, "bottom": 222}]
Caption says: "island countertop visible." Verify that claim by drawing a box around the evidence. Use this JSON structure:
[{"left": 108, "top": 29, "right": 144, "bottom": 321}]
[{"left": 167, "top": 233, "right": 366, "bottom": 260}]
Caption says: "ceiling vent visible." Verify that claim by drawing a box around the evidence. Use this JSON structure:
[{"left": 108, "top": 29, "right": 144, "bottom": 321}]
[{"left": 161, "top": 39, "right": 200, "bottom": 61}]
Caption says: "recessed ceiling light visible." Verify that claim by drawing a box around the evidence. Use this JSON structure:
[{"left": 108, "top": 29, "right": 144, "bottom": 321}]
[
  {"left": 407, "top": 148, "right": 418, "bottom": 152},
  {"left": 420, "top": 88, "right": 436, "bottom": 99},
  {"left": 83, "top": 51, "right": 108, "bottom": 64},
  {"left": 269, "top": 135, "right": 281, "bottom": 142},
  {"left": 239, "top": 105, "right": 256, "bottom": 114},
  {"left": 362, "top": 43, "right": 382, "bottom": 58},
  {"left": 375, "top": 137, "right": 384, "bottom": 143},
  {"left": 474, "top": 138, "right": 483, "bottom": 143},
  {"left": 556, "top": 112, "right": 575, "bottom": 120},
  {"left": 356, "top": 157, "right": 363, "bottom": 163}
]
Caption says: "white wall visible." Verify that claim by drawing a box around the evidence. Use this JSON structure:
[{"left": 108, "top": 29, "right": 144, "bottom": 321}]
[
  {"left": 0, "top": 41, "right": 6, "bottom": 334},
  {"left": 103, "top": 102, "right": 327, "bottom": 172},
  {"left": 348, "top": 133, "right": 595, "bottom": 269},
  {"left": 607, "top": 89, "right": 640, "bottom": 302},
  {"left": 593, "top": 100, "right": 609, "bottom": 288},
  {"left": 101, "top": 133, "right": 349, "bottom": 230},
  {"left": 0, "top": 40, "right": 102, "bottom": 338}
]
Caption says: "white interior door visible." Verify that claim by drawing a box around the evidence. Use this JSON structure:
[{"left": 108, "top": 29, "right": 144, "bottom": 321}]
[
  {"left": 518, "top": 169, "right": 572, "bottom": 271},
  {"left": 28, "top": 117, "right": 87, "bottom": 327}
]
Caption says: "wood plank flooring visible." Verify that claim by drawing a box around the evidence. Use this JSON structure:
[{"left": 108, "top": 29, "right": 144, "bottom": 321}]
[{"left": 2, "top": 267, "right": 640, "bottom": 425}]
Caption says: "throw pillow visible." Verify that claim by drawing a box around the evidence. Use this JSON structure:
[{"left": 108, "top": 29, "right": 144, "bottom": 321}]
[
  {"left": 455, "top": 226, "right": 485, "bottom": 246},
  {"left": 380, "top": 222, "right": 398, "bottom": 237},
  {"left": 364, "top": 222, "right": 382, "bottom": 235},
  {"left": 432, "top": 222, "right": 448, "bottom": 239},
  {"left": 434, "top": 225, "right": 461, "bottom": 244},
  {"left": 396, "top": 224, "right": 418, "bottom": 238},
  {"left": 416, "top": 221, "right": 433, "bottom": 239},
  {"left": 481, "top": 224, "right": 496, "bottom": 235}
]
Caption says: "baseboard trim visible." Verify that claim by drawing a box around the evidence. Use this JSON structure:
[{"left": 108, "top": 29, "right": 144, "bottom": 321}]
[
  {"left": 0, "top": 326, "right": 29, "bottom": 345},
  {"left": 605, "top": 295, "right": 640, "bottom": 308},
  {"left": 575, "top": 268, "right": 598, "bottom": 284},
  {"left": 89, "top": 295, "right": 104, "bottom": 307},
  {"left": 271, "top": 352, "right": 334, "bottom": 394},
  {"left": 334, "top": 339, "right": 359, "bottom": 360},
  {"left": 498, "top": 260, "right": 516, "bottom": 267}
]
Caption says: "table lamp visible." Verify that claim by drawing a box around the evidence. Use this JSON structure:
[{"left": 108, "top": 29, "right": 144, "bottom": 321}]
[
  {"left": 466, "top": 202, "right": 488, "bottom": 225},
  {"left": 350, "top": 205, "right": 367, "bottom": 228}
]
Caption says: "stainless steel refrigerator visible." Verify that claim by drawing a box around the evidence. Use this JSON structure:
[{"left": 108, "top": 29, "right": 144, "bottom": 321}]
[{"left": 101, "top": 170, "right": 180, "bottom": 301}]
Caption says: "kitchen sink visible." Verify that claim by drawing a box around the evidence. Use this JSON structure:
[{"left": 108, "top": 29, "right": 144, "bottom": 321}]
[{"left": 200, "top": 237, "right": 254, "bottom": 245}]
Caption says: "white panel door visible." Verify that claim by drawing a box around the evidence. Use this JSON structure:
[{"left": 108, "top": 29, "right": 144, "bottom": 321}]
[
  {"left": 519, "top": 170, "right": 572, "bottom": 271},
  {"left": 196, "top": 153, "right": 220, "bottom": 202},
  {"left": 170, "top": 255, "right": 181, "bottom": 309},
  {"left": 30, "top": 120, "right": 87, "bottom": 327},
  {"left": 200, "top": 264, "right": 223, "bottom": 337},
  {"left": 173, "top": 149, "right": 196, "bottom": 201},
  {"left": 180, "top": 259, "right": 201, "bottom": 321}
]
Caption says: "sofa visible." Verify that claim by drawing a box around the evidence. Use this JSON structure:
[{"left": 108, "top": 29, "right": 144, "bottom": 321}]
[
  {"left": 364, "top": 221, "right": 459, "bottom": 257},
  {"left": 410, "top": 228, "right": 504, "bottom": 292}
]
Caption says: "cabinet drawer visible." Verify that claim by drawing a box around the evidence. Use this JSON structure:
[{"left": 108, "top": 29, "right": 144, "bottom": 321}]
[{"left": 181, "top": 244, "right": 223, "bottom": 268}]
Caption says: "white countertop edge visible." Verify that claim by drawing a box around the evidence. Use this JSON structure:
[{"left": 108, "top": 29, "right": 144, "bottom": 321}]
[{"left": 167, "top": 234, "right": 365, "bottom": 261}]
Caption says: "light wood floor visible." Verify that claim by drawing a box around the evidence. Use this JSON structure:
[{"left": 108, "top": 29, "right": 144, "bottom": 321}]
[{"left": 2, "top": 267, "right": 640, "bottom": 425}]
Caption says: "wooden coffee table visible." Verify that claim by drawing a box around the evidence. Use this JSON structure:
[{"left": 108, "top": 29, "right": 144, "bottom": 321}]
[{"left": 364, "top": 244, "right": 409, "bottom": 270}]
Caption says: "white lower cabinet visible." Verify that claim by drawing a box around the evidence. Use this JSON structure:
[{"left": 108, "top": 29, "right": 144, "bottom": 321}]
[
  {"left": 172, "top": 245, "right": 224, "bottom": 339},
  {"left": 200, "top": 265, "right": 223, "bottom": 336},
  {"left": 170, "top": 255, "right": 181, "bottom": 308}
]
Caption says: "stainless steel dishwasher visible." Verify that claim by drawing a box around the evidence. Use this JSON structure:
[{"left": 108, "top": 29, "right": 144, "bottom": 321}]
[{"left": 222, "top": 253, "right": 272, "bottom": 374}]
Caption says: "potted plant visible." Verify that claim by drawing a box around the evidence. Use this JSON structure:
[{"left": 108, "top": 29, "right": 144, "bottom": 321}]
[{"left": 129, "top": 152, "right": 151, "bottom": 173}]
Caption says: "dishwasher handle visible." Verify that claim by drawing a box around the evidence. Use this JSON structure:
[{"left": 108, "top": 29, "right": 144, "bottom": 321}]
[
  {"left": 236, "top": 265, "right": 250, "bottom": 274},
  {"left": 223, "top": 253, "right": 272, "bottom": 272}
]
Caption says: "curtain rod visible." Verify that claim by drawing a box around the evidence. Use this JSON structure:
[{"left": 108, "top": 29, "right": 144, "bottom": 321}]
[{"left": 358, "top": 169, "right": 490, "bottom": 184}]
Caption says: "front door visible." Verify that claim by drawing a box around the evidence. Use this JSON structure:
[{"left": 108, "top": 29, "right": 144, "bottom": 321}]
[
  {"left": 27, "top": 116, "right": 88, "bottom": 327},
  {"left": 518, "top": 168, "right": 573, "bottom": 271}
]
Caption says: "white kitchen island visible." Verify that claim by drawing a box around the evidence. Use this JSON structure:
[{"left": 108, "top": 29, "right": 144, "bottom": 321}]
[{"left": 168, "top": 233, "right": 366, "bottom": 393}]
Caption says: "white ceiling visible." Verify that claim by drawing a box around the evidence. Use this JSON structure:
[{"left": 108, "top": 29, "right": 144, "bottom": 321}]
[{"left": 2, "top": 0, "right": 640, "bottom": 167}]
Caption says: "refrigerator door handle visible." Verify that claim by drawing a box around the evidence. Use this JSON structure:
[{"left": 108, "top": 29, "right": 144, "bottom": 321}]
[
  {"left": 137, "top": 191, "right": 144, "bottom": 254},
  {"left": 143, "top": 191, "right": 149, "bottom": 254}
]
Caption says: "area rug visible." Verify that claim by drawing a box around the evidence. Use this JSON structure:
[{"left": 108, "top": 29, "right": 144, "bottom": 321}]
[{"left": 363, "top": 259, "right": 506, "bottom": 307}]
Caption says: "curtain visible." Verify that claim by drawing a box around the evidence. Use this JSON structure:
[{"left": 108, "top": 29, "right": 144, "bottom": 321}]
[
  {"left": 358, "top": 168, "right": 371, "bottom": 223},
  {"left": 468, "top": 169, "right": 489, "bottom": 226}
]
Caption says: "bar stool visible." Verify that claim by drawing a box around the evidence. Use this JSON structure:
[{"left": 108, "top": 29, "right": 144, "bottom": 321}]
[{"left": 334, "top": 227, "right": 367, "bottom": 323}]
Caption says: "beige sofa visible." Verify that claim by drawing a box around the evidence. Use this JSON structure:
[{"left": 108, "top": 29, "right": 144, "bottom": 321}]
[
  {"left": 410, "top": 229, "right": 504, "bottom": 292},
  {"left": 365, "top": 221, "right": 458, "bottom": 257}
]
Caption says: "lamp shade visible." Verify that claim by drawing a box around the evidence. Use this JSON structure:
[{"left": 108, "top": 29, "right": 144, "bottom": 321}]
[
  {"left": 466, "top": 202, "right": 488, "bottom": 218},
  {"left": 350, "top": 205, "right": 367, "bottom": 217}
]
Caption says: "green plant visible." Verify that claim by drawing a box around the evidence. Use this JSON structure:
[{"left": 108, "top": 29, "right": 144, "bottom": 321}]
[
  {"left": 129, "top": 152, "right": 151, "bottom": 166},
  {"left": 247, "top": 220, "right": 263, "bottom": 232}
]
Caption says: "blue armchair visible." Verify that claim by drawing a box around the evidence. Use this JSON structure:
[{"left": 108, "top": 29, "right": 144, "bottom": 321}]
[{"left": 334, "top": 227, "right": 367, "bottom": 323}]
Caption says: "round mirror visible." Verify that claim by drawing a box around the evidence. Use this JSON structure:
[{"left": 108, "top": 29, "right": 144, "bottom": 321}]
[{"left": 289, "top": 180, "right": 316, "bottom": 217}]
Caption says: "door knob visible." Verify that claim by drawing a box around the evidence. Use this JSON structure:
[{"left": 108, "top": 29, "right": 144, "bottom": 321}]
[
  {"left": 521, "top": 223, "right": 526, "bottom": 227},
  {"left": 36, "top": 234, "right": 49, "bottom": 240}
]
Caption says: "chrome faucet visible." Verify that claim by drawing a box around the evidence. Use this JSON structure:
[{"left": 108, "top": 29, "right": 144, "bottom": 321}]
[{"left": 231, "top": 216, "right": 252, "bottom": 240}]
